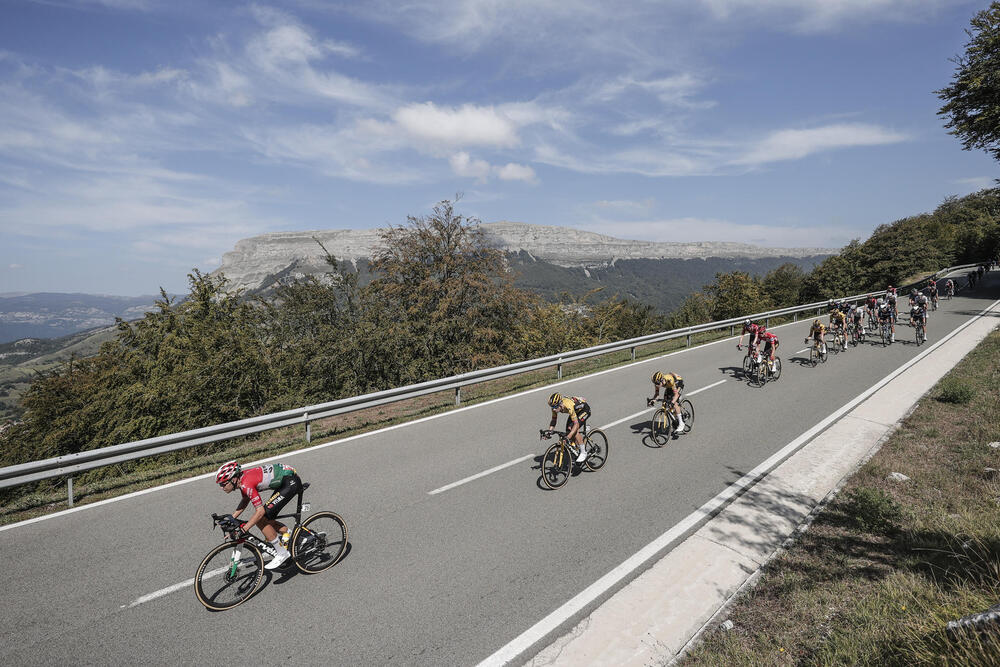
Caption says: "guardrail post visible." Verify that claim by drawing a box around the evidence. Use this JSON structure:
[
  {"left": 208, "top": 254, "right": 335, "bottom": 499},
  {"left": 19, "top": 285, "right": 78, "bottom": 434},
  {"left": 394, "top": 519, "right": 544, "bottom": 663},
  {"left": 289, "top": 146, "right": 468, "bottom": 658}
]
[
  {"left": 730, "top": 325, "right": 734, "bottom": 336},
  {"left": 557, "top": 362, "right": 562, "bottom": 380},
  {"left": 793, "top": 312, "right": 797, "bottom": 322},
  {"left": 765, "top": 317, "right": 770, "bottom": 327},
  {"left": 630, "top": 347, "right": 635, "bottom": 361},
  {"left": 686, "top": 334, "right": 691, "bottom": 347},
  {"left": 455, "top": 387, "right": 462, "bottom": 406},
  {"left": 67, "top": 477, "right": 74, "bottom": 507},
  {"left": 304, "top": 412, "right": 311, "bottom": 443}
]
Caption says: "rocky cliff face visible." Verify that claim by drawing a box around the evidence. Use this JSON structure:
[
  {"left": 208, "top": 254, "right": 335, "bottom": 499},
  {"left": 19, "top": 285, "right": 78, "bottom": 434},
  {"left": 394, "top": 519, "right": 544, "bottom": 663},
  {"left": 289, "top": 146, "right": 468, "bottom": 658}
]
[{"left": 213, "top": 221, "right": 835, "bottom": 293}]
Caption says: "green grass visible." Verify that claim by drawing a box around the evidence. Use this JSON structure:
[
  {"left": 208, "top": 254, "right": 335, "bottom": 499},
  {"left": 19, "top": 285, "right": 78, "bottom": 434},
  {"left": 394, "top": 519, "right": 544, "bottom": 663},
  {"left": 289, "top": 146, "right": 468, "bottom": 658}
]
[{"left": 681, "top": 329, "right": 1000, "bottom": 666}]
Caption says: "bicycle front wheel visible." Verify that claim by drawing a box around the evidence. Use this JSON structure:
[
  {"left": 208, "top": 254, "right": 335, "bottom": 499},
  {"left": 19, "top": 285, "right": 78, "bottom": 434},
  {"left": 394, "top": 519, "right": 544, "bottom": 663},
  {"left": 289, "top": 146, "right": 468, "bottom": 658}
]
[
  {"left": 771, "top": 358, "right": 782, "bottom": 381},
  {"left": 650, "top": 409, "right": 672, "bottom": 447},
  {"left": 584, "top": 429, "right": 609, "bottom": 471},
  {"left": 742, "top": 354, "right": 753, "bottom": 378},
  {"left": 541, "top": 442, "right": 572, "bottom": 489},
  {"left": 194, "top": 542, "right": 264, "bottom": 611},
  {"left": 293, "top": 511, "right": 348, "bottom": 574}
]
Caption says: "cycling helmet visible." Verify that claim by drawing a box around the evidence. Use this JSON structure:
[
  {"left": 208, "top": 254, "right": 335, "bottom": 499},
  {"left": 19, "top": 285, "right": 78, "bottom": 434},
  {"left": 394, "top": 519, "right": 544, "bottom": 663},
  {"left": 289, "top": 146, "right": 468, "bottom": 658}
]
[
  {"left": 651, "top": 371, "right": 665, "bottom": 384},
  {"left": 813, "top": 319, "right": 821, "bottom": 326},
  {"left": 216, "top": 461, "right": 241, "bottom": 486},
  {"left": 547, "top": 392, "right": 562, "bottom": 407}
]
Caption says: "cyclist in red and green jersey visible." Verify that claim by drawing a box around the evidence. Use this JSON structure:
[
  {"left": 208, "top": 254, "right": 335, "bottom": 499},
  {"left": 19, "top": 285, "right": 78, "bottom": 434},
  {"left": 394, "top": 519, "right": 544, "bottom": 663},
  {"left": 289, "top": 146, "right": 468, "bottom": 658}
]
[{"left": 216, "top": 461, "right": 302, "bottom": 570}]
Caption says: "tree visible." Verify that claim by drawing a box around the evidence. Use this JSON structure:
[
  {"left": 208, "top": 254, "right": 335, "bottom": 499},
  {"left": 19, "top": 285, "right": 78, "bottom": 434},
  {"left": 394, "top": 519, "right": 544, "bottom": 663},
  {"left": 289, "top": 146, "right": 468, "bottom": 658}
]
[
  {"left": 761, "top": 263, "right": 806, "bottom": 308},
  {"left": 705, "top": 271, "right": 771, "bottom": 321},
  {"left": 937, "top": 3, "right": 1000, "bottom": 162}
]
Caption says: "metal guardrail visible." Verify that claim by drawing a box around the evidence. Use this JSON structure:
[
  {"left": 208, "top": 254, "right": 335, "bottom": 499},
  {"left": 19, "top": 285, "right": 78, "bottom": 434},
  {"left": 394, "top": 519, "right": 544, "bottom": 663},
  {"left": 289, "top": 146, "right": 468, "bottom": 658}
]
[{"left": 0, "top": 261, "right": 986, "bottom": 505}]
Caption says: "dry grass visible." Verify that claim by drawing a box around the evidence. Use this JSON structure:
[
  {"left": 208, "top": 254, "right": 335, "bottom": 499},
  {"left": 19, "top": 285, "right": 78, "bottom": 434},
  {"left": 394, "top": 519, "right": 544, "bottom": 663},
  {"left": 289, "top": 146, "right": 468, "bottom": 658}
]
[{"left": 682, "top": 329, "right": 1000, "bottom": 666}]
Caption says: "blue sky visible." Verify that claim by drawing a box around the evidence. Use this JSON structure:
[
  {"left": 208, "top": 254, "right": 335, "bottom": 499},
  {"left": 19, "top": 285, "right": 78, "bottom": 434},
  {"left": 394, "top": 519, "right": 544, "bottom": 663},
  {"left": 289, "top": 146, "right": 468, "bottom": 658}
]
[{"left": 0, "top": 0, "right": 996, "bottom": 296}]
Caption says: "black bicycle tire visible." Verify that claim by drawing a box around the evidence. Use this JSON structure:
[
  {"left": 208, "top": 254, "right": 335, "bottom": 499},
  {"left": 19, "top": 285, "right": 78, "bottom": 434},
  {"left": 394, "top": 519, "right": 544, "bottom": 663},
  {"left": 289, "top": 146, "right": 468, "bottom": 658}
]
[
  {"left": 541, "top": 442, "right": 572, "bottom": 489},
  {"left": 292, "top": 511, "right": 348, "bottom": 573},
  {"left": 772, "top": 357, "right": 782, "bottom": 381},
  {"left": 194, "top": 541, "right": 264, "bottom": 611},
  {"left": 650, "top": 408, "right": 671, "bottom": 447},
  {"left": 681, "top": 399, "right": 694, "bottom": 432},
  {"left": 742, "top": 355, "right": 753, "bottom": 378},
  {"left": 756, "top": 361, "right": 767, "bottom": 386},
  {"left": 584, "top": 429, "right": 609, "bottom": 470}
]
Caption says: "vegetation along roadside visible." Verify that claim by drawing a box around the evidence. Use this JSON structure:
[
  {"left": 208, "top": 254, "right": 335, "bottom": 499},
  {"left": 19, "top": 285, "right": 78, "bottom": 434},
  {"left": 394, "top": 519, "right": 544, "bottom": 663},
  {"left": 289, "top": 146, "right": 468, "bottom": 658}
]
[{"left": 680, "top": 327, "right": 1000, "bottom": 666}]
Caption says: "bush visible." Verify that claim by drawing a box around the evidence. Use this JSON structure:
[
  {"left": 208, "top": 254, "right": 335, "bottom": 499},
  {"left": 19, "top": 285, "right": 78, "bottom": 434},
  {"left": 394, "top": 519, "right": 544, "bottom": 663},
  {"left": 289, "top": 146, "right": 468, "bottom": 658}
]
[
  {"left": 842, "top": 486, "right": 902, "bottom": 533},
  {"left": 937, "top": 378, "right": 976, "bottom": 404}
]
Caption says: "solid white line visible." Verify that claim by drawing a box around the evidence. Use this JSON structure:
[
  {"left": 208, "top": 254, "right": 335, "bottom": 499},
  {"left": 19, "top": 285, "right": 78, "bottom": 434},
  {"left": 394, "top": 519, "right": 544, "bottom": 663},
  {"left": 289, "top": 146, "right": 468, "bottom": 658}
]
[
  {"left": 477, "top": 297, "right": 1000, "bottom": 666},
  {"left": 122, "top": 577, "right": 195, "bottom": 609},
  {"left": 796, "top": 348, "right": 809, "bottom": 354},
  {"left": 428, "top": 455, "right": 535, "bottom": 495},
  {"left": 688, "top": 378, "right": 728, "bottom": 396}
]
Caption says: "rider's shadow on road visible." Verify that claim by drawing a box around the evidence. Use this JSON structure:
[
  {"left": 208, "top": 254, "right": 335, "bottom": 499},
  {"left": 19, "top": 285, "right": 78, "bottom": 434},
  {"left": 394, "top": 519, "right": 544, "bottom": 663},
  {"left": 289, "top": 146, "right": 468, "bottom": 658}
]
[
  {"left": 788, "top": 355, "right": 812, "bottom": 366},
  {"left": 718, "top": 366, "right": 745, "bottom": 380}
]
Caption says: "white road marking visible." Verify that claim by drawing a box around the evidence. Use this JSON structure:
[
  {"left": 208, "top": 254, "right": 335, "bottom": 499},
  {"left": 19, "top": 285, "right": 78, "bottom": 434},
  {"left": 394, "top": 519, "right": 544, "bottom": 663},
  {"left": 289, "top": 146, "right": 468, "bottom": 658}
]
[
  {"left": 477, "top": 297, "right": 1000, "bottom": 667},
  {"left": 428, "top": 455, "right": 535, "bottom": 495}
]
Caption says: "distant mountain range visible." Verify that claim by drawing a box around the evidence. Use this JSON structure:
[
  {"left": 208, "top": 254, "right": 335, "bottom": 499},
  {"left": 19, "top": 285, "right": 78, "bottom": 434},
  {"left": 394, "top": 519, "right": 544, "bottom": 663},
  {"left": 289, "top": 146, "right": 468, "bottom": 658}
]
[
  {"left": 0, "top": 293, "right": 166, "bottom": 344},
  {"left": 211, "top": 221, "right": 834, "bottom": 313}
]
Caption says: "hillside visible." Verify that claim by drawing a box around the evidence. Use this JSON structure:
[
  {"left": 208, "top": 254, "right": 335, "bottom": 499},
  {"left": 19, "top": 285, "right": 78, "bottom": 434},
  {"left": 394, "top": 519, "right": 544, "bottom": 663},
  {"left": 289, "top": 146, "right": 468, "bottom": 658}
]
[{"left": 0, "top": 293, "right": 166, "bottom": 344}]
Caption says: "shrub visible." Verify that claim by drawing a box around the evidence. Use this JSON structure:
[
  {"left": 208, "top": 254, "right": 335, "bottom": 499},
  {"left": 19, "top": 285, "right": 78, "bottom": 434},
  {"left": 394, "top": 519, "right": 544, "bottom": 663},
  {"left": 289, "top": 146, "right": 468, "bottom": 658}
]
[
  {"left": 842, "top": 486, "right": 903, "bottom": 533},
  {"left": 937, "top": 378, "right": 976, "bottom": 404}
]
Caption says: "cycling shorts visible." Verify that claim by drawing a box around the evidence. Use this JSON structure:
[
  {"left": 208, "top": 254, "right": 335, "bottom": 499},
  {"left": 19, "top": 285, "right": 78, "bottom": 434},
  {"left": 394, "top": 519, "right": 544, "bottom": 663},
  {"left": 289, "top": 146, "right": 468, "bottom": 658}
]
[
  {"left": 263, "top": 473, "right": 302, "bottom": 520},
  {"left": 565, "top": 402, "right": 590, "bottom": 430}
]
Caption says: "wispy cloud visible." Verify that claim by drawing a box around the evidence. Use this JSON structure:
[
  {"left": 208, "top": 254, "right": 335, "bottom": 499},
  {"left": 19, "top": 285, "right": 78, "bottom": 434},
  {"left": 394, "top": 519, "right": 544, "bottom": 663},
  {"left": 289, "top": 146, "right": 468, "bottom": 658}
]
[{"left": 732, "top": 123, "right": 908, "bottom": 166}]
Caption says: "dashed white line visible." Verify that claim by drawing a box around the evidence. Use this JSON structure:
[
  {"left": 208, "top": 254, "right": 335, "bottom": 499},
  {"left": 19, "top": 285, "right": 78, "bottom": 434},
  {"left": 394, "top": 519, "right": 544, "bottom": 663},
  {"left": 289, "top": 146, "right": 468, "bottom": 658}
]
[{"left": 428, "top": 455, "right": 535, "bottom": 495}]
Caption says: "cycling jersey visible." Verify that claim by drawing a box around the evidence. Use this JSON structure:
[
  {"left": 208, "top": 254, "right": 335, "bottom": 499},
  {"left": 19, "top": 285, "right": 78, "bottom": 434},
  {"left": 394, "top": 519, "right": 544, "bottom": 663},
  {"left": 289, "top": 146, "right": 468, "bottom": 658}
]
[
  {"left": 809, "top": 323, "right": 826, "bottom": 337},
  {"left": 761, "top": 331, "right": 778, "bottom": 349},
  {"left": 911, "top": 307, "right": 925, "bottom": 321},
  {"left": 554, "top": 396, "right": 589, "bottom": 423},
  {"left": 654, "top": 372, "right": 684, "bottom": 392},
  {"left": 829, "top": 312, "right": 846, "bottom": 327},
  {"left": 238, "top": 463, "right": 298, "bottom": 509},
  {"left": 878, "top": 307, "right": 893, "bottom": 321}
]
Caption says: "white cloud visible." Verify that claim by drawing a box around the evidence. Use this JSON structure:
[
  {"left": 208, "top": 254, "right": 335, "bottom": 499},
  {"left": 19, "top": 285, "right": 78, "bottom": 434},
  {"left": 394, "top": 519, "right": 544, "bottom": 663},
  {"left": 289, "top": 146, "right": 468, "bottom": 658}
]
[
  {"left": 450, "top": 152, "right": 492, "bottom": 181},
  {"left": 698, "top": 0, "right": 956, "bottom": 32},
  {"left": 393, "top": 102, "right": 521, "bottom": 148},
  {"left": 496, "top": 162, "right": 536, "bottom": 183},
  {"left": 953, "top": 176, "right": 996, "bottom": 191},
  {"left": 732, "top": 123, "right": 908, "bottom": 166}
]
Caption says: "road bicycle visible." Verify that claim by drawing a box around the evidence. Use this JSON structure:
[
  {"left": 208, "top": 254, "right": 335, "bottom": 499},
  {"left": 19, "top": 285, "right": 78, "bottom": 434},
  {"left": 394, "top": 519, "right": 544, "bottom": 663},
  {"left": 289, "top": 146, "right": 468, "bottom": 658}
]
[
  {"left": 830, "top": 326, "right": 847, "bottom": 353},
  {"left": 879, "top": 319, "right": 893, "bottom": 347},
  {"left": 945, "top": 284, "right": 954, "bottom": 300},
  {"left": 755, "top": 355, "right": 782, "bottom": 386},
  {"left": 648, "top": 396, "right": 695, "bottom": 446},
  {"left": 805, "top": 338, "right": 827, "bottom": 366},
  {"left": 914, "top": 319, "right": 926, "bottom": 346},
  {"left": 931, "top": 293, "right": 938, "bottom": 311},
  {"left": 740, "top": 343, "right": 760, "bottom": 380},
  {"left": 194, "top": 483, "right": 348, "bottom": 611},
  {"left": 539, "top": 427, "right": 609, "bottom": 490},
  {"left": 849, "top": 321, "right": 865, "bottom": 346}
]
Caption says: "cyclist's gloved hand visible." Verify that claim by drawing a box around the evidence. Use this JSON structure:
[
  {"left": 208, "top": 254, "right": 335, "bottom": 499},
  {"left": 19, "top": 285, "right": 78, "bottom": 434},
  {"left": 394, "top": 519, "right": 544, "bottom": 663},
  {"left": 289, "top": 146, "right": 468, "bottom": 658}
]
[{"left": 646, "top": 398, "right": 654, "bottom": 407}]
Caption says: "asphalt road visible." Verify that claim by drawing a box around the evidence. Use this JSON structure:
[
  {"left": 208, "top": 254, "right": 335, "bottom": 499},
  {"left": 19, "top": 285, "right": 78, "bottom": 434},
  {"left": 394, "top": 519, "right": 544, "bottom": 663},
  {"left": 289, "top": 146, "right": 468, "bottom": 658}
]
[{"left": 1, "top": 274, "right": 995, "bottom": 666}]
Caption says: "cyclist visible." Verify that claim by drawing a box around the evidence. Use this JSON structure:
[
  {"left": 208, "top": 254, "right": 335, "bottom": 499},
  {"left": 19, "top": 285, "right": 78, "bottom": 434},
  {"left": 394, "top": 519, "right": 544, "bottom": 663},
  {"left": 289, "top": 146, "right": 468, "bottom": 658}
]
[
  {"left": 945, "top": 278, "right": 955, "bottom": 298},
  {"left": 910, "top": 302, "right": 927, "bottom": 341},
  {"left": 829, "top": 307, "right": 847, "bottom": 349},
  {"left": 927, "top": 279, "right": 938, "bottom": 308},
  {"left": 647, "top": 371, "right": 686, "bottom": 432},
  {"left": 217, "top": 460, "right": 302, "bottom": 570},
  {"left": 885, "top": 287, "right": 898, "bottom": 322},
  {"left": 760, "top": 327, "right": 779, "bottom": 372},
  {"left": 804, "top": 318, "right": 827, "bottom": 356},
  {"left": 544, "top": 392, "right": 591, "bottom": 463},
  {"left": 915, "top": 290, "right": 929, "bottom": 320},
  {"left": 849, "top": 303, "right": 865, "bottom": 339},
  {"left": 877, "top": 300, "right": 895, "bottom": 342},
  {"left": 736, "top": 318, "right": 764, "bottom": 354},
  {"left": 866, "top": 294, "right": 879, "bottom": 328}
]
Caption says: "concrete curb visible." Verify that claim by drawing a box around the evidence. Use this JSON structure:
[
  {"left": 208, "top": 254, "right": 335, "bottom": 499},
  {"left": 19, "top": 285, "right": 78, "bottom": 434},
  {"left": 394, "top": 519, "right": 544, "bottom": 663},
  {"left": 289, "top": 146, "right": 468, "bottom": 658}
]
[{"left": 525, "top": 300, "right": 1000, "bottom": 667}]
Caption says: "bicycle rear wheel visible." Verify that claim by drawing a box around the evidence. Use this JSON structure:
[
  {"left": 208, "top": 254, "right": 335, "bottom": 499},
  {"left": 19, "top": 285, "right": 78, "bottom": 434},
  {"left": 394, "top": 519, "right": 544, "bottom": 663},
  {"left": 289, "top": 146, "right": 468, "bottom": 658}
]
[
  {"left": 194, "top": 542, "right": 264, "bottom": 611},
  {"left": 680, "top": 400, "right": 694, "bottom": 432},
  {"left": 650, "top": 409, "right": 672, "bottom": 447},
  {"left": 584, "top": 428, "right": 609, "bottom": 470},
  {"left": 771, "top": 357, "right": 782, "bottom": 381},
  {"left": 292, "top": 511, "right": 348, "bottom": 573},
  {"left": 541, "top": 442, "right": 572, "bottom": 489}
]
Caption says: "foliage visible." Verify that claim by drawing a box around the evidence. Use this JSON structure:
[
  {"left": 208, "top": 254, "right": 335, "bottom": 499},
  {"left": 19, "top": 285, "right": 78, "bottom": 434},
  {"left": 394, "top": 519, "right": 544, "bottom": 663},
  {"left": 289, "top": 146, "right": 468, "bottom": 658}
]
[
  {"left": 840, "top": 486, "right": 902, "bottom": 534},
  {"left": 936, "top": 378, "right": 976, "bottom": 404},
  {"left": 761, "top": 263, "right": 806, "bottom": 308},
  {"left": 705, "top": 271, "right": 772, "bottom": 321},
  {"left": 937, "top": 2, "right": 1000, "bottom": 162}
]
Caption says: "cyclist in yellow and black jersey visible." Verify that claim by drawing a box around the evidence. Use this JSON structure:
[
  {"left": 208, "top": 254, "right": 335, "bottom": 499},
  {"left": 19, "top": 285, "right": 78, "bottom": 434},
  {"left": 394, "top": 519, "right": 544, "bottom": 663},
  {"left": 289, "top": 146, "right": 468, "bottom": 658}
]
[
  {"left": 648, "top": 371, "right": 685, "bottom": 431},
  {"left": 544, "top": 393, "right": 591, "bottom": 463},
  {"left": 829, "top": 308, "right": 847, "bottom": 349},
  {"left": 804, "top": 319, "right": 827, "bottom": 355}
]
